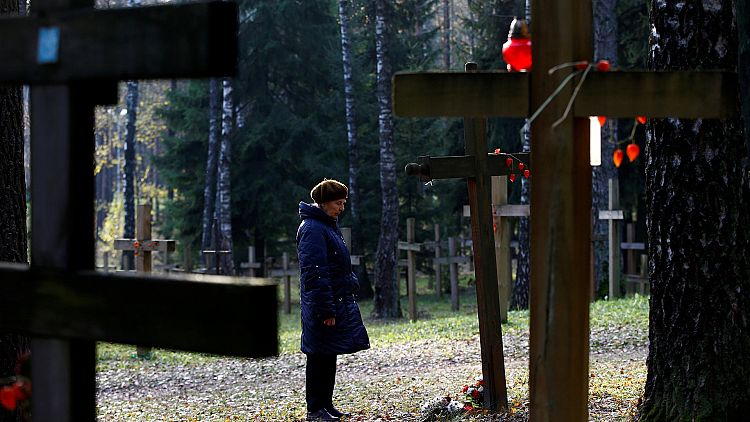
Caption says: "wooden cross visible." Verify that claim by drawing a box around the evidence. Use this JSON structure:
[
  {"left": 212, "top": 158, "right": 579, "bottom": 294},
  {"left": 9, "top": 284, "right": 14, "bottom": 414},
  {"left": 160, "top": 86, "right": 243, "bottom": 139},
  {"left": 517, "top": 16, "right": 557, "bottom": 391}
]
[
  {"left": 240, "top": 246, "right": 263, "bottom": 277},
  {"left": 269, "top": 252, "right": 298, "bottom": 314},
  {"left": 114, "top": 203, "right": 176, "bottom": 357},
  {"left": 598, "top": 178, "right": 624, "bottom": 299},
  {"left": 397, "top": 217, "right": 422, "bottom": 321},
  {"left": 394, "top": 0, "right": 738, "bottom": 415},
  {"left": 433, "top": 236, "right": 471, "bottom": 310},
  {"left": 340, "top": 227, "right": 362, "bottom": 266},
  {"left": 114, "top": 204, "right": 176, "bottom": 272},
  {"left": 0, "top": 2, "right": 278, "bottom": 421},
  {"left": 622, "top": 223, "right": 647, "bottom": 295},
  {"left": 404, "top": 62, "right": 526, "bottom": 406},
  {"left": 463, "top": 176, "right": 531, "bottom": 322}
]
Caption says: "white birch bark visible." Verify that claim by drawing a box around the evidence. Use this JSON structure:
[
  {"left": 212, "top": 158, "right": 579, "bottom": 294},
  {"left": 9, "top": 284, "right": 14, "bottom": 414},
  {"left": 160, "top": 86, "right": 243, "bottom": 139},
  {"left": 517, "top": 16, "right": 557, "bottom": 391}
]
[
  {"left": 373, "top": 0, "right": 401, "bottom": 318},
  {"left": 338, "top": 0, "right": 372, "bottom": 297},
  {"left": 215, "top": 78, "right": 235, "bottom": 275}
]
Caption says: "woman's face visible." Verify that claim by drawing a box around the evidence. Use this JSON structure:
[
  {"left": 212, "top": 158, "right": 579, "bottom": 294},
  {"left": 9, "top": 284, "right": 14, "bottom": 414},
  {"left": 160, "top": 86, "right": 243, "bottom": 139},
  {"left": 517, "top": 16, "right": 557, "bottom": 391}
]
[{"left": 321, "top": 198, "right": 346, "bottom": 219}]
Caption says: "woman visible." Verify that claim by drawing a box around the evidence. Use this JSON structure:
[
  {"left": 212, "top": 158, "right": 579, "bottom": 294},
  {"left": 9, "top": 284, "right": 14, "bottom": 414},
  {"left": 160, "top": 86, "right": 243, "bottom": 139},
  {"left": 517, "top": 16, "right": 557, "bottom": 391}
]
[{"left": 296, "top": 179, "right": 370, "bottom": 421}]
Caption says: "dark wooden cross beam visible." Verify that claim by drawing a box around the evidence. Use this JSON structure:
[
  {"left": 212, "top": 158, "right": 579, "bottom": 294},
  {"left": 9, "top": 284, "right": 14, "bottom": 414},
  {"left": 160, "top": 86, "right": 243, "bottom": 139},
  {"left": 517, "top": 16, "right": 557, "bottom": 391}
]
[
  {"left": 0, "top": 1, "right": 278, "bottom": 421},
  {"left": 395, "top": 3, "right": 738, "bottom": 419}
]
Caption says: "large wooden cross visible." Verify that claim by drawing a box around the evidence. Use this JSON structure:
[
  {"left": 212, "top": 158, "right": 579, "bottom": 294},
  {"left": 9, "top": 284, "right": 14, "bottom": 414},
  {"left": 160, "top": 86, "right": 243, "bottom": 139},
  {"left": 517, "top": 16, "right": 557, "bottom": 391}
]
[
  {"left": 0, "top": 1, "right": 277, "bottom": 421},
  {"left": 395, "top": 1, "right": 737, "bottom": 418}
]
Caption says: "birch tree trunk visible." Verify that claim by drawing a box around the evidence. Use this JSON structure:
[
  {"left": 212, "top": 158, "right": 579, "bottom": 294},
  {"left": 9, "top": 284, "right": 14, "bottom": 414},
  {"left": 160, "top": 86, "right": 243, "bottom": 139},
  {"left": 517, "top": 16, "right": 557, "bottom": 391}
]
[
  {"left": 639, "top": 1, "right": 750, "bottom": 419},
  {"left": 201, "top": 78, "right": 221, "bottom": 268},
  {"left": 0, "top": 1, "right": 29, "bottom": 417},
  {"left": 373, "top": 0, "right": 401, "bottom": 318},
  {"left": 215, "top": 78, "right": 235, "bottom": 275},
  {"left": 338, "top": 0, "right": 372, "bottom": 299},
  {"left": 592, "top": 0, "right": 619, "bottom": 297},
  {"left": 122, "top": 80, "right": 139, "bottom": 271},
  {"left": 121, "top": 0, "right": 141, "bottom": 271}
]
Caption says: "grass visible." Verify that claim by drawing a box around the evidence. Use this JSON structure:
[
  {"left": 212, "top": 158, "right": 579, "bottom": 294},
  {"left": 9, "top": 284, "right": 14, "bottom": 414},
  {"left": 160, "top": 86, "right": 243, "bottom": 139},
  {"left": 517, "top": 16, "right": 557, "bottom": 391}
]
[{"left": 97, "top": 274, "right": 650, "bottom": 421}]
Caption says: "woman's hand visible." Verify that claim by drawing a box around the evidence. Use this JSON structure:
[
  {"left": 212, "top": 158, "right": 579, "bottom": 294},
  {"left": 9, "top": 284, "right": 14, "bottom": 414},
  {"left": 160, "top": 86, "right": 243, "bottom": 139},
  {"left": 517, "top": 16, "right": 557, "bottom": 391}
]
[{"left": 323, "top": 318, "right": 336, "bottom": 326}]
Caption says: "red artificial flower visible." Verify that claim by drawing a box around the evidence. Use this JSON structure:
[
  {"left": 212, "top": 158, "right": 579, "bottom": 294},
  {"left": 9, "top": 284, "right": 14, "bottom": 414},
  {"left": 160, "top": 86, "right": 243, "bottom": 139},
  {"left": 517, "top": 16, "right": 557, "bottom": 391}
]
[
  {"left": 0, "top": 386, "right": 17, "bottom": 411},
  {"left": 462, "top": 385, "right": 469, "bottom": 393},
  {"left": 476, "top": 379, "right": 484, "bottom": 386},
  {"left": 494, "top": 148, "right": 501, "bottom": 154},
  {"left": 464, "top": 404, "right": 474, "bottom": 411},
  {"left": 471, "top": 389, "right": 481, "bottom": 399}
]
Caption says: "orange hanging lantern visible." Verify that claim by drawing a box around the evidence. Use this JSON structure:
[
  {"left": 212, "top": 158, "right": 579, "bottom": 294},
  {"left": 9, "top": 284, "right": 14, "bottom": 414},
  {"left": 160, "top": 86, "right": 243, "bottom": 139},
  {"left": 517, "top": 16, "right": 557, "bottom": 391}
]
[
  {"left": 613, "top": 149, "right": 624, "bottom": 168},
  {"left": 626, "top": 143, "right": 640, "bottom": 162},
  {"left": 597, "top": 116, "right": 607, "bottom": 126},
  {"left": 636, "top": 116, "right": 647, "bottom": 125},
  {"left": 502, "top": 18, "right": 532, "bottom": 72}
]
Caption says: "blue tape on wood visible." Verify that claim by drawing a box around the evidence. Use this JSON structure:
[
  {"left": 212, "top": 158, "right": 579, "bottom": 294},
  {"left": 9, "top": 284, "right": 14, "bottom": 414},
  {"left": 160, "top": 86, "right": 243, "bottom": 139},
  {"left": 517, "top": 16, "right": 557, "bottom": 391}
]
[{"left": 37, "top": 27, "right": 60, "bottom": 64}]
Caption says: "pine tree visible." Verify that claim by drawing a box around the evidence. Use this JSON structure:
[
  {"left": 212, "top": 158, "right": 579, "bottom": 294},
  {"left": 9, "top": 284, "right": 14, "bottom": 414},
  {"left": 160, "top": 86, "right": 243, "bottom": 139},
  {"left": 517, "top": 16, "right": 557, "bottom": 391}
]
[
  {"left": 0, "top": 2, "right": 29, "bottom": 420},
  {"left": 639, "top": 1, "right": 750, "bottom": 419}
]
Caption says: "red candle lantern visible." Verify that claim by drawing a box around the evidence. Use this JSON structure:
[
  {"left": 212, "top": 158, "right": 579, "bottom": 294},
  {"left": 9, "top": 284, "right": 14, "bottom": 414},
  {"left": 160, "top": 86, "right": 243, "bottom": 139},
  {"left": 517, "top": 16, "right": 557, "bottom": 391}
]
[{"left": 502, "top": 18, "right": 532, "bottom": 72}]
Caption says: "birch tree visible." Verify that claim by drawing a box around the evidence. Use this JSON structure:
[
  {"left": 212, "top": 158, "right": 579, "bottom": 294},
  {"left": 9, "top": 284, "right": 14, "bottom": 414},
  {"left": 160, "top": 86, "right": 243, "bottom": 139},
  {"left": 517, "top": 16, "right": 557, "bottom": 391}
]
[
  {"left": 639, "top": 1, "right": 750, "bottom": 419},
  {"left": 0, "top": 1, "right": 29, "bottom": 419},
  {"left": 373, "top": 0, "right": 401, "bottom": 318},
  {"left": 201, "top": 79, "right": 221, "bottom": 268},
  {"left": 338, "top": 0, "right": 372, "bottom": 298},
  {"left": 215, "top": 78, "right": 235, "bottom": 275},
  {"left": 121, "top": 0, "right": 141, "bottom": 271}
]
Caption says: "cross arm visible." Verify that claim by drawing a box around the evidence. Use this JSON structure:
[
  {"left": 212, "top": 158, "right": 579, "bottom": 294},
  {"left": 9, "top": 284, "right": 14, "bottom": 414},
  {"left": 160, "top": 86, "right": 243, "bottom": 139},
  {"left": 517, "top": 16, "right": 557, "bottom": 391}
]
[
  {"left": 405, "top": 152, "right": 530, "bottom": 182},
  {"left": 393, "top": 70, "right": 737, "bottom": 119},
  {"left": 574, "top": 71, "right": 738, "bottom": 118},
  {"left": 0, "top": 264, "right": 277, "bottom": 357},
  {"left": 393, "top": 71, "right": 529, "bottom": 117},
  {"left": 0, "top": 1, "right": 237, "bottom": 83}
]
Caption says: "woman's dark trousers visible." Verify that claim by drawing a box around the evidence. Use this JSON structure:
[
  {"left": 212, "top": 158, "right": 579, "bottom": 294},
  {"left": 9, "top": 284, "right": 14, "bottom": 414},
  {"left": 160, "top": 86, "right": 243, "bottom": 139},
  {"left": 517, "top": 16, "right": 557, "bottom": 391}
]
[{"left": 306, "top": 353, "right": 337, "bottom": 412}]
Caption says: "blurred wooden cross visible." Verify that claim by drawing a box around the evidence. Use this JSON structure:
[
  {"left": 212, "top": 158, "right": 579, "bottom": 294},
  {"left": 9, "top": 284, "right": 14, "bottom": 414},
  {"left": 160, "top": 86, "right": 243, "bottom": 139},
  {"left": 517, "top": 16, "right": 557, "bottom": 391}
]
[
  {"left": 0, "top": 2, "right": 278, "bottom": 421},
  {"left": 395, "top": 0, "right": 737, "bottom": 416}
]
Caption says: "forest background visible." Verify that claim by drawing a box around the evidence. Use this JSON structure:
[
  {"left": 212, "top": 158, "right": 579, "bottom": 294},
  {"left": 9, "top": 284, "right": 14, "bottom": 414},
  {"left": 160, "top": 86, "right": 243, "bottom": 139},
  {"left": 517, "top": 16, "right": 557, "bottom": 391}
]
[{"left": 82, "top": 0, "right": 649, "bottom": 306}]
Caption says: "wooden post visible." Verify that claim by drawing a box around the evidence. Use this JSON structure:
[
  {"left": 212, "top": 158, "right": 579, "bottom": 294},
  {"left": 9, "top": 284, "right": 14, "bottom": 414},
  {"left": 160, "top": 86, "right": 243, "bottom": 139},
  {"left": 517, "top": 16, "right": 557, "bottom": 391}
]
[
  {"left": 406, "top": 217, "right": 417, "bottom": 321},
  {"left": 269, "top": 253, "right": 298, "bottom": 314},
  {"left": 608, "top": 178, "right": 621, "bottom": 299},
  {"left": 434, "top": 224, "right": 442, "bottom": 297},
  {"left": 448, "top": 237, "right": 459, "bottom": 311},
  {"left": 283, "top": 252, "right": 291, "bottom": 314},
  {"left": 31, "top": 82, "right": 99, "bottom": 422},
  {"left": 135, "top": 204, "right": 152, "bottom": 273},
  {"left": 492, "top": 176, "right": 511, "bottom": 323},
  {"left": 528, "top": 0, "right": 593, "bottom": 416},
  {"left": 626, "top": 223, "right": 637, "bottom": 276},
  {"left": 135, "top": 204, "right": 153, "bottom": 358}
]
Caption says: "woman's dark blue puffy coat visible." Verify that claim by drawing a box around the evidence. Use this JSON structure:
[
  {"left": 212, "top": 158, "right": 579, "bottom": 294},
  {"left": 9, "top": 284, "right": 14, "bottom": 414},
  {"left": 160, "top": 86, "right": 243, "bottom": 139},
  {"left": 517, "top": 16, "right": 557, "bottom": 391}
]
[{"left": 296, "top": 202, "right": 370, "bottom": 355}]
